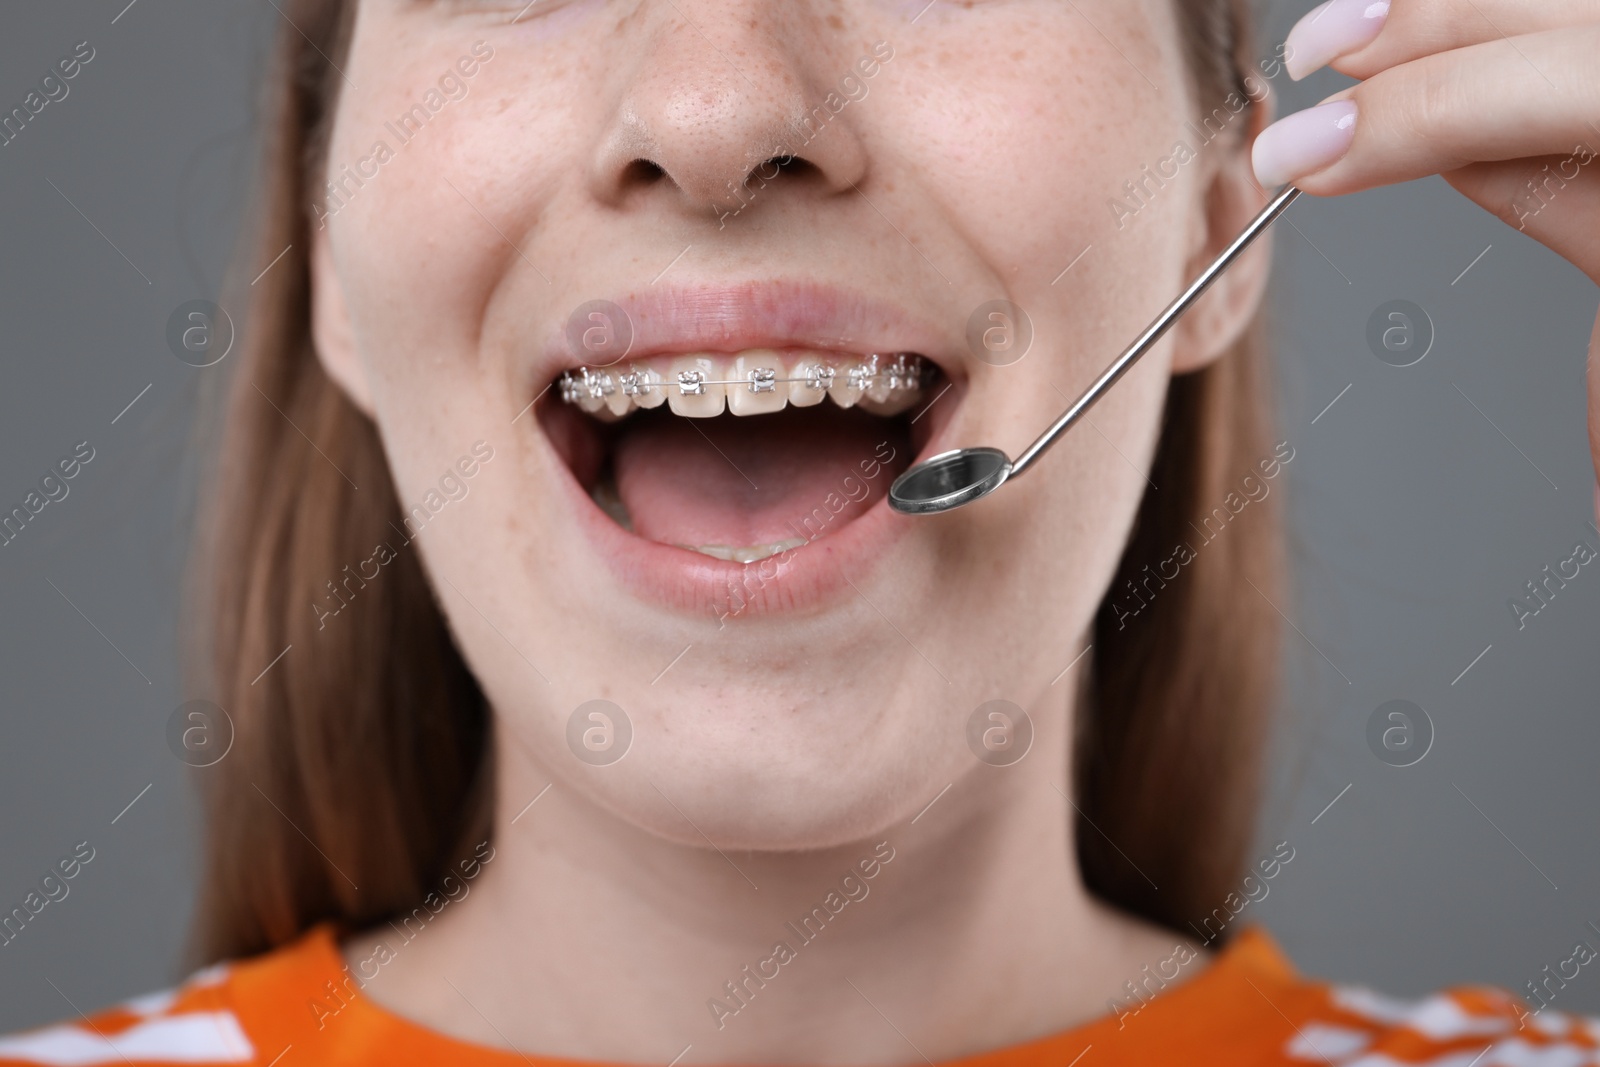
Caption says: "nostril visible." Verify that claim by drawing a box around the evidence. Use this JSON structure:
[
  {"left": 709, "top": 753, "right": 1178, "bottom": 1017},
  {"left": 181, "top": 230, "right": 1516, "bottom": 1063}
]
[
  {"left": 723, "top": 155, "right": 820, "bottom": 204},
  {"left": 603, "top": 148, "right": 832, "bottom": 215},
  {"left": 753, "top": 155, "right": 814, "bottom": 182},
  {"left": 622, "top": 158, "right": 668, "bottom": 186}
]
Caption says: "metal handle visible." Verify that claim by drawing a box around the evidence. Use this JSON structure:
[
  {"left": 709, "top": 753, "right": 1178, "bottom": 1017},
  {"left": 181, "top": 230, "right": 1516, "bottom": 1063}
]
[{"left": 1008, "top": 185, "right": 1302, "bottom": 478}]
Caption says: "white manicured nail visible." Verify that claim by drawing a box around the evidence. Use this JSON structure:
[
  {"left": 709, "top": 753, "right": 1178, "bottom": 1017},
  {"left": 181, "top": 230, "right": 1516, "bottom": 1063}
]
[
  {"left": 1252, "top": 100, "right": 1358, "bottom": 187},
  {"left": 1285, "top": 0, "right": 1390, "bottom": 81}
]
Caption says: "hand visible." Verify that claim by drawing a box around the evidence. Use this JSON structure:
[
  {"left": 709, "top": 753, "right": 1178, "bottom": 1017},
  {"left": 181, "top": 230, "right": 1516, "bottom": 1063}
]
[{"left": 1250, "top": 0, "right": 1600, "bottom": 502}]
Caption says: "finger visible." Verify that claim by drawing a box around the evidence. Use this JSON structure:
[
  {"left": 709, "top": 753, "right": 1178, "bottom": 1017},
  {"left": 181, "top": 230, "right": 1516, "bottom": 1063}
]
[
  {"left": 1253, "top": 26, "right": 1600, "bottom": 193},
  {"left": 1285, "top": 0, "right": 1600, "bottom": 82},
  {"left": 1442, "top": 157, "right": 1600, "bottom": 278}
]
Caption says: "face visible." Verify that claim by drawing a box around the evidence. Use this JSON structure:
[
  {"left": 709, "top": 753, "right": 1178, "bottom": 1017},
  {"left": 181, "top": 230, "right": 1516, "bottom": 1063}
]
[{"left": 311, "top": 0, "right": 1268, "bottom": 850}]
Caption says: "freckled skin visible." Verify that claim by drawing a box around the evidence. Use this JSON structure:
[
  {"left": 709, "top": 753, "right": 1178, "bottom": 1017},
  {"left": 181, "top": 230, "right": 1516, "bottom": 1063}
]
[{"left": 313, "top": 3, "right": 1271, "bottom": 1054}]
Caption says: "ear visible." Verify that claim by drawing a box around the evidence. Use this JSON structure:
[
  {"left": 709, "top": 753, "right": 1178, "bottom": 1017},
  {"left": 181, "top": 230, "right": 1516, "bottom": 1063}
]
[
  {"left": 1168, "top": 87, "right": 1278, "bottom": 375},
  {"left": 310, "top": 224, "right": 376, "bottom": 416}
]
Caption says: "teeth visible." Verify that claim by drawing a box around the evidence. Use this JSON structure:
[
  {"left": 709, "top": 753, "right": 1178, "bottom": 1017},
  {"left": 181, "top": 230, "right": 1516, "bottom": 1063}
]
[
  {"left": 680, "top": 538, "right": 807, "bottom": 564},
  {"left": 827, "top": 356, "right": 874, "bottom": 409},
  {"left": 863, "top": 360, "right": 893, "bottom": 404},
  {"left": 590, "top": 473, "right": 806, "bottom": 562},
  {"left": 574, "top": 367, "right": 614, "bottom": 414},
  {"left": 728, "top": 351, "right": 789, "bottom": 416},
  {"left": 604, "top": 374, "right": 632, "bottom": 416},
  {"left": 554, "top": 351, "right": 928, "bottom": 420},
  {"left": 858, "top": 390, "right": 920, "bottom": 417},
  {"left": 788, "top": 357, "right": 832, "bottom": 408},
  {"left": 624, "top": 365, "right": 667, "bottom": 409},
  {"left": 667, "top": 355, "right": 726, "bottom": 418},
  {"left": 858, "top": 354, "right": 923, "bottom": 416}
]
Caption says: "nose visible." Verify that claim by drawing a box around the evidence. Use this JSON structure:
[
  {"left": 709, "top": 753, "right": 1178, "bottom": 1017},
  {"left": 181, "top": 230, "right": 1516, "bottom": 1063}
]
[{"left": 589, "top": 2, "right": 869, "bottom": 219}]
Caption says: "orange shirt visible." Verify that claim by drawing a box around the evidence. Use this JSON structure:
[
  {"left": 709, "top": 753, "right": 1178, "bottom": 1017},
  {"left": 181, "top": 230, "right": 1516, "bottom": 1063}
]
[{"left": 0, "top": 925, "right": 1594, "bottom": 1066}]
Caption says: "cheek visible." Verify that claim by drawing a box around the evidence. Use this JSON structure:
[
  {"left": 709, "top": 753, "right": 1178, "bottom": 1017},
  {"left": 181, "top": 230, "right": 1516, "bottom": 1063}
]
[
  {"left": 873, "top": 14, "right": 1191, "bottom": 634},
  {"left": 879, "top": 8, "right": 1198, "bottom": 487},
  {"left": 324, "top": 30, "right": 581, "bottom": 416},
  {"left": 884, "top": 9, "right": 1191, "bottom": 275}
]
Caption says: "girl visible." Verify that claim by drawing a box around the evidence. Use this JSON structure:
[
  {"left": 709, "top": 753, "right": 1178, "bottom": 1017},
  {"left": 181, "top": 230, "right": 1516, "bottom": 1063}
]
[{"left": 4, "top": 0, "right": 1598, "bottom": 1064}]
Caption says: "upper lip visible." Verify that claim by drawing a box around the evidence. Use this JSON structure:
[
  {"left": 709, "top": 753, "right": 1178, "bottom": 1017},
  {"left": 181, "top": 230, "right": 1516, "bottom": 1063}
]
[{"left": 535, "top": 279, "right": 961, "bottom": 391}]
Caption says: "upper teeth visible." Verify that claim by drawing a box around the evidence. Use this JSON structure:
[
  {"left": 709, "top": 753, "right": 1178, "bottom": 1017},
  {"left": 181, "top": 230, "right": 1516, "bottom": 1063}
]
[{"left": 557, "top": 351, "right": 930, "bottom": 419}]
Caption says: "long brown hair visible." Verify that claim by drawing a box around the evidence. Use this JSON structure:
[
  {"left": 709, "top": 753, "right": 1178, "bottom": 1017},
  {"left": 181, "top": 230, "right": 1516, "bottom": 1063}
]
[{"left": 191, "top": 0, "right": 1280, "bottom": 962}]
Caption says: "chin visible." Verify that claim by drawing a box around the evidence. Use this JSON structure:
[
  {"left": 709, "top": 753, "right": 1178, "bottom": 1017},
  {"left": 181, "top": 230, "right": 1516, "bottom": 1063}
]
[
  {"left": 595, "top": 741, "right": 954, "bottom": 854},
  {"left": 512, "top": 678, "right": 971, "bottom": 853}
]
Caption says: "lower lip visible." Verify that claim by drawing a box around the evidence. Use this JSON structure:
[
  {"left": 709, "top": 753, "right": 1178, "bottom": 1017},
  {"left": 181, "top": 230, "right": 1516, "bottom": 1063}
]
[{"left": 549, "top": 429, "right": 931, "bottom": 620}]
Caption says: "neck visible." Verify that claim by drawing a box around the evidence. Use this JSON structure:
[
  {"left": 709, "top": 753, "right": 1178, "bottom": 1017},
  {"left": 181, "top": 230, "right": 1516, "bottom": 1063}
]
[{"left": 344, "top": 698, "right": 1199, "bottom": 1065}]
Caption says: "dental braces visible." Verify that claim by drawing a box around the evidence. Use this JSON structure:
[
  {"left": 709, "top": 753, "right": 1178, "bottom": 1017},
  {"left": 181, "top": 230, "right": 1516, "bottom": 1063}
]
[{"left": 558, "top": 353, "right": 930, "bottom": 404}]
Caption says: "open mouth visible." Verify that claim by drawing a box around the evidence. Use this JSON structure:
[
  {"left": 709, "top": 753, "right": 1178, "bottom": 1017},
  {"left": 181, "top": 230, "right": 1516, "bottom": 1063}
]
[{"left": 539, "top": 351, "right": 945, "bottom": 564}]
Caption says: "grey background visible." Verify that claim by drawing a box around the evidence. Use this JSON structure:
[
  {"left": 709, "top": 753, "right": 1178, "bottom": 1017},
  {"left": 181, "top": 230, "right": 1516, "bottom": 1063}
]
[{"left": 2, "top": 0, "right": 1596, "bottom": 1035}]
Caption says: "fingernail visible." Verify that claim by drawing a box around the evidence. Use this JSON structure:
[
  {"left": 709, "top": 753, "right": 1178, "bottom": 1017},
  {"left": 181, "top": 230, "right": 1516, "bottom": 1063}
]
[
  {"left": 1285, "top": 0, "right": 1390, "bottom": 80},
  {"left": 1252, "top": 100, "right": 1358, "bottom": 187}
]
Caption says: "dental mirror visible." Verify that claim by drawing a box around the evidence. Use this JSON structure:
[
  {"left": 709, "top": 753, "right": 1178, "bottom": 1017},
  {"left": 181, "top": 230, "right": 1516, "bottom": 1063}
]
[{"left": 889, "top": 185, "right": 1302, "bottom": 516}]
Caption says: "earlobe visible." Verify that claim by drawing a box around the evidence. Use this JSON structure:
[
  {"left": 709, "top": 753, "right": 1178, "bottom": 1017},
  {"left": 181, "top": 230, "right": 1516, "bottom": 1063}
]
[
  {"left": 310, "top": 226, "right": 376, "bottom": 416},
  {"left": 1169, "top": 92, "right": 1278, "bottom": 375}
]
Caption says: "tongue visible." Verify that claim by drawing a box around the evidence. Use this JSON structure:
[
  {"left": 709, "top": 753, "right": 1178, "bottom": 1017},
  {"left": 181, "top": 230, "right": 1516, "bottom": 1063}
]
[{"left": 612, "top": 406, "right": 909, "bottom": 551}]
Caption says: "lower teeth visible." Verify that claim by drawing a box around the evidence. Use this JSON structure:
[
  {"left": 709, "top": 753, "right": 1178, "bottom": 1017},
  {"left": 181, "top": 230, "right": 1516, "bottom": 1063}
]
[
  {"left": 589, "top": 479, "right": 804, "bottom": 564},
  {"left": 678, "top": 539, "right": 807, "bottom": 564}
]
